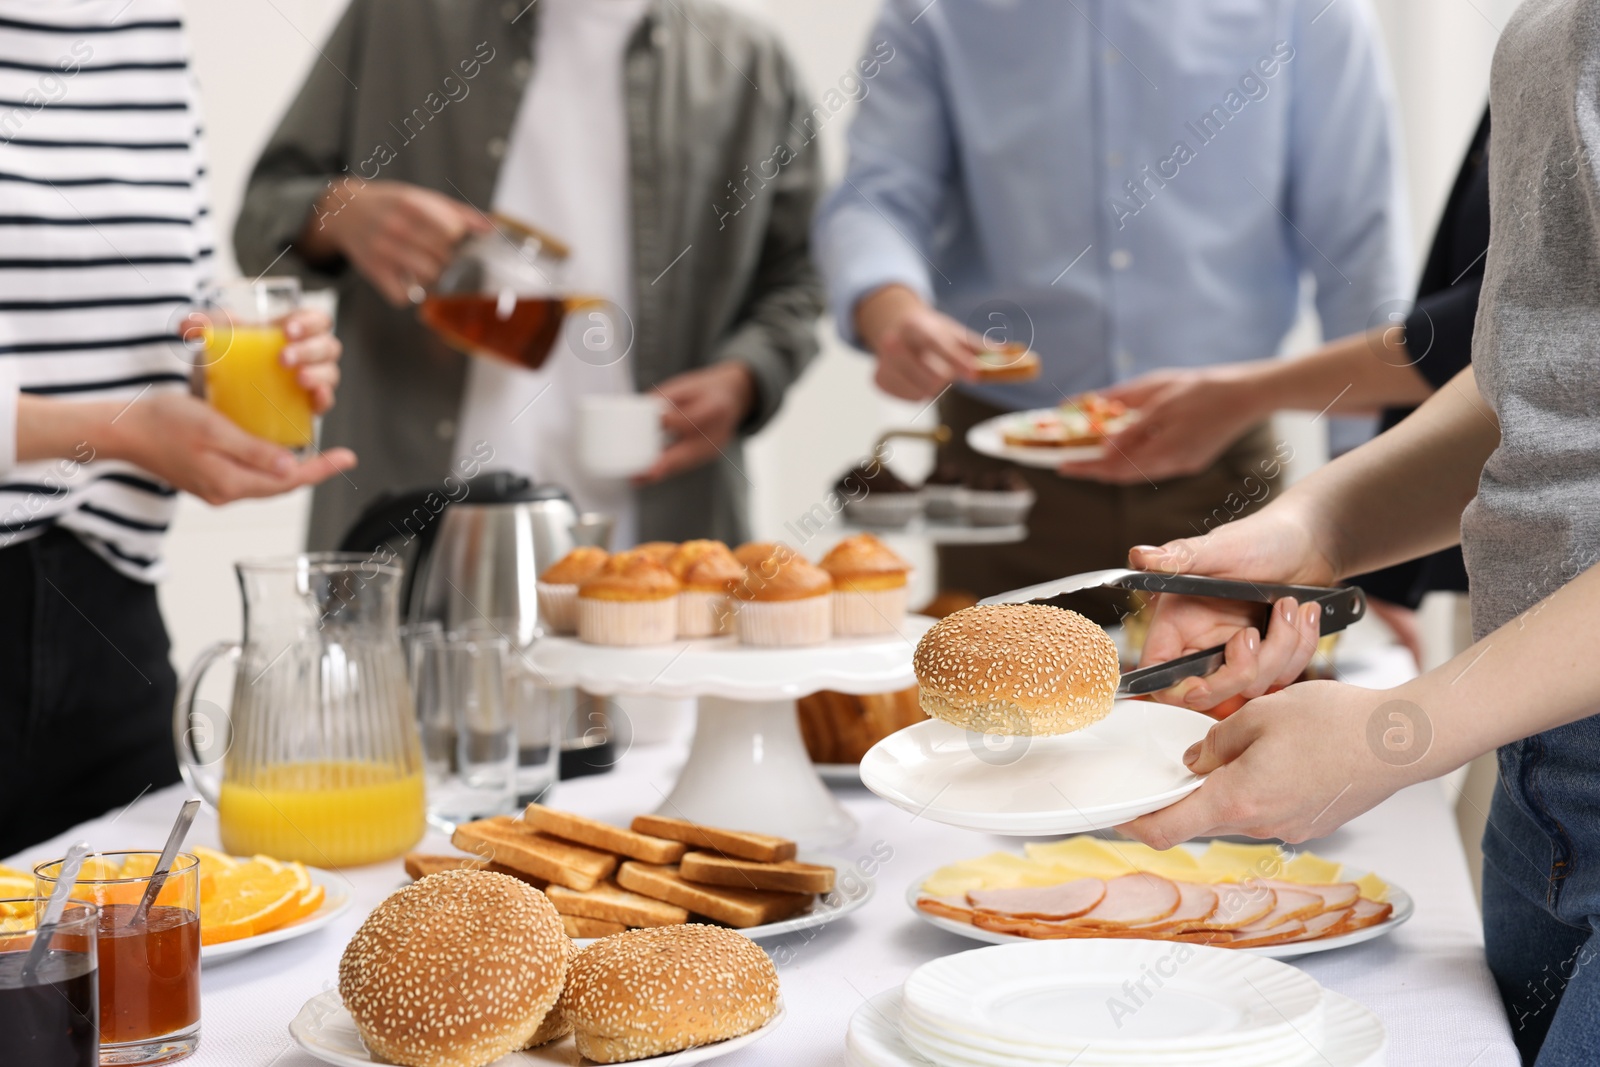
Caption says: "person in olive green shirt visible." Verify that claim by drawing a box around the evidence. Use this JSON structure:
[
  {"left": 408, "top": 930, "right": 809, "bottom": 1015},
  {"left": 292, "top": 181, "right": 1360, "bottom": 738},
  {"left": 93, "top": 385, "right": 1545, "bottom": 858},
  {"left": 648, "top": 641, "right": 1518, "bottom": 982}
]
[{"left": 236, "top": 0, "right": 826, "bottom": 548}]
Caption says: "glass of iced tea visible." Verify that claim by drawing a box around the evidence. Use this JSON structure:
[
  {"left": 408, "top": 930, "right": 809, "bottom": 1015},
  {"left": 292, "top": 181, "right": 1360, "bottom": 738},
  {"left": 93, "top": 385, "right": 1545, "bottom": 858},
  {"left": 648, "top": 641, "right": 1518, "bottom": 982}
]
[
  {"left": 0, "top": 897, "right": 99, "bottom": 1067},
  {"left": 35, "top": 853, "right": 201, "bottom": 1066},
  {"left": 195, "top": 277, "right": 315, "bottom": 450}
]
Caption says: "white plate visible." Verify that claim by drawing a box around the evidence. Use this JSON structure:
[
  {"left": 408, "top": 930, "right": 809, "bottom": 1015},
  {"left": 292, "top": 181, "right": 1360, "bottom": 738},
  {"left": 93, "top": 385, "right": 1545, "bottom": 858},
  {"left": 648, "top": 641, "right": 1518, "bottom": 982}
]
[
  {"left": 903, "top": 940, "right": 1322, "bottom": 1060},
  {"left": 201, "top": 865, "right": 351, "bottom": 965},
  {"left": 840, "top": 519, "right": 1029, "bottom": 546},
  {"left": 847, "top": 987, "right": 1384, "bottom": 1067},
  {"left": 860, "top": 701, "right": 1209, "bottom": 835},
  {"left": 527, "top": 618, "right": 936, "bottom": 701},
  {"left": 967, "top": 412, "right": 1107, "bottom": 467},
  {"left": 413, "top": 852, "right": 876, "bottom": 946},
  {"left": 290, "top": 989, "right": 785, "bottom": 1066},
  {"left": 904, "top": 850, "right": 1414, "bottom": 960}
]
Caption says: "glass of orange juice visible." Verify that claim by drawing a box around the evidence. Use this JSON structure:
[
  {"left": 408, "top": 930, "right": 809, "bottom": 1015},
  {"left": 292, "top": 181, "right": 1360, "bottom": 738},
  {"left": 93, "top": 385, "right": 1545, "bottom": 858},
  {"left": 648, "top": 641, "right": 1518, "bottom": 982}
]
[{"left": 198, "top": 278, "right": 315, "bottom": 450}]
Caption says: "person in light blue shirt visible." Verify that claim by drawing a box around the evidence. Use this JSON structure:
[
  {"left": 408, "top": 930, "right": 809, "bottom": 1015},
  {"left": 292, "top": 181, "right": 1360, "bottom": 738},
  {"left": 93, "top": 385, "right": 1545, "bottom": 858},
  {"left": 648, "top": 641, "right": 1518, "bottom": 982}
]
[{"left": 814, "top": 0, "right": 1412, "bottom": 608}]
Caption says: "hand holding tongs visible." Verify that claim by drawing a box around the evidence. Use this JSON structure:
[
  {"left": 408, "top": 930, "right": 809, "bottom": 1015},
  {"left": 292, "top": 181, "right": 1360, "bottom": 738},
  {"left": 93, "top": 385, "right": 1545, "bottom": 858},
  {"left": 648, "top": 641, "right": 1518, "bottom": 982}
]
[{"left": 980, "top": 568, "right": 1366, "bottom": 697}]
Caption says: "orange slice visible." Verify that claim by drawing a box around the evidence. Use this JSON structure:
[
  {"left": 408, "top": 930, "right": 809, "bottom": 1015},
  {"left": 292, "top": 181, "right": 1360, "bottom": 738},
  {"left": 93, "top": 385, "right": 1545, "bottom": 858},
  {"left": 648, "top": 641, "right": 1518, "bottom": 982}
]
[
  {"left": 118, "top": 854, "right": 159, "bottom": 880},
  {"left": 200, "top": 863, "right": 303, "bottom": 945}
]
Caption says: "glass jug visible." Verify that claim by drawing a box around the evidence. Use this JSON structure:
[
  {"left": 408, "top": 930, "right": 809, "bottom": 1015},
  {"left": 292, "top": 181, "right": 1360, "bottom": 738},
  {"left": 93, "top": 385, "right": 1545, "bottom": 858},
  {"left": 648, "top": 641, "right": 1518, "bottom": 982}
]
[
  {"left": 416, "top": 212, "right": 578, "bottom": 371},
  {"left": 174, "top": 554, "right": 426, "bottom": 867}
]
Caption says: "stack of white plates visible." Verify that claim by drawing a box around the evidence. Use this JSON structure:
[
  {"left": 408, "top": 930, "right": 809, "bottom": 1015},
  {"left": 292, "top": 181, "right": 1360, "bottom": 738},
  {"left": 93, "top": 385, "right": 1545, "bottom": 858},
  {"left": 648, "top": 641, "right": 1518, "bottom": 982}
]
[{"left": 848, "top": 941, "right": 1386, "bottom": 1067}]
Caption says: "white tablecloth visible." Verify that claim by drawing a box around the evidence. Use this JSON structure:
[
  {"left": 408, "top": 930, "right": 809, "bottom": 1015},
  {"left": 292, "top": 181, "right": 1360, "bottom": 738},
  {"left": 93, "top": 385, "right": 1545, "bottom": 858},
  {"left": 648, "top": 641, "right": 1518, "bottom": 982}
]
[{"left": 12, "top": 739, "right": 1518, "bottom": 1067}]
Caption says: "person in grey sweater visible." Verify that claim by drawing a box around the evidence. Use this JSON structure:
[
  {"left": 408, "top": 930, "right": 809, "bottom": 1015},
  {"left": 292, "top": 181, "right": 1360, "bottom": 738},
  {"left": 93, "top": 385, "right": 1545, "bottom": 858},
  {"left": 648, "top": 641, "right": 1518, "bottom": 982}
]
[
  {"left": 235, "top": 0, "right": 825, "bottom": 549},
  {"left": 1115, "top": 2, "right": 1600, "bottom": 1060}
]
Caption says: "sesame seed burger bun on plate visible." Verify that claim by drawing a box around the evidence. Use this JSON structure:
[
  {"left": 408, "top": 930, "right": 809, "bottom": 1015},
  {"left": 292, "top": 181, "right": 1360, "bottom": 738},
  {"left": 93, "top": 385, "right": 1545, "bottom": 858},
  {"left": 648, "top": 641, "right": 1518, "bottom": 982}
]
[
  {"left": 913, "top": 603, "right": 1120, "bottom": 736},
  {"left": 338, "top": 869, "right": 572, "bottom": 1067},
  {"left": 559, "top": 924, "right": 780, "bottom": 1063}
]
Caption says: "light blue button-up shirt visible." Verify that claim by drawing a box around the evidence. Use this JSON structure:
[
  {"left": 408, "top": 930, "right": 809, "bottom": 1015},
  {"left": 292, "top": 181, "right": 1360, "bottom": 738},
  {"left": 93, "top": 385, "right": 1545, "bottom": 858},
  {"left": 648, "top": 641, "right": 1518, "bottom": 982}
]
[{"left": 814, "top": 0, "right": 1412, "bottom": 412}]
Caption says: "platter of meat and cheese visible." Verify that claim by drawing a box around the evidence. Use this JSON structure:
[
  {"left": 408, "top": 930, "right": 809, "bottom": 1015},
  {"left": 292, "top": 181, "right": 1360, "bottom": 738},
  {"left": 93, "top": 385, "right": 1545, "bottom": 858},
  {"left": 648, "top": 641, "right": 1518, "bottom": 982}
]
[{"left": 908, "top": 835, "right": 1410, "bottom": 959}]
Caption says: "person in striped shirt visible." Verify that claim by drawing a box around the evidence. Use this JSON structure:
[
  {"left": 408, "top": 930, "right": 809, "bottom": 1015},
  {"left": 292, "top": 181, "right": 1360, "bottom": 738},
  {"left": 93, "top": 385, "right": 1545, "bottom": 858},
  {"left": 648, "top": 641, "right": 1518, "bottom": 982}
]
[{"left": 0, "top": 1, "right": 351, "bottom": 856}]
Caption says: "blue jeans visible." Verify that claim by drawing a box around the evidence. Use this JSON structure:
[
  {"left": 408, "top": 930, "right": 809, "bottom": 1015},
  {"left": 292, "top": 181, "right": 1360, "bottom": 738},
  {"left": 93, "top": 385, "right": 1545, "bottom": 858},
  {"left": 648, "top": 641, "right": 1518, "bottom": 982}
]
[{"left": 1484, "top": 726, "right": 1600, "bottom": 1066}]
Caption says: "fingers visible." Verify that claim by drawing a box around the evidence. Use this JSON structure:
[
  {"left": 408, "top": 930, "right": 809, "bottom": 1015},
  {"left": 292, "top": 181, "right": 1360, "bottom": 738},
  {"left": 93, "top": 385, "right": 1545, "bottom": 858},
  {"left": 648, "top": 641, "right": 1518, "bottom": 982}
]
[
  {"left": 1182, "top": 712, "right": 1259, "bottom": 775},
  {"left": 282, "top": 307, "right": 333, "bottom": 343},
  {"left": 1118, "top": 786, "right": 1232, "bottom": 851},
  {"left": 874, "top": 344, "right": 949, "bottom": 400},
  {"left": 282, "top": 331, "right": 340, "bottom": 371},
  {"left": 203, "top": 447, "right": 358, "bottom": 504},
  {"left": 201, "top": 408, "right": 296, "bottom": 476},
  {"left": 297, "top": 362, "right": 340, "bottom": 413}
]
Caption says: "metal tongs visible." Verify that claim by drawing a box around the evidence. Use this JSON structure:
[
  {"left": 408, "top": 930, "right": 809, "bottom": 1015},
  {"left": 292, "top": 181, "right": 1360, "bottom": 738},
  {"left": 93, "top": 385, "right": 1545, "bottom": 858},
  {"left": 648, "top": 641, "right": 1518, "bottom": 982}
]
[{"left": 980, "top": 568, "right": 1367, "bottom": 697}]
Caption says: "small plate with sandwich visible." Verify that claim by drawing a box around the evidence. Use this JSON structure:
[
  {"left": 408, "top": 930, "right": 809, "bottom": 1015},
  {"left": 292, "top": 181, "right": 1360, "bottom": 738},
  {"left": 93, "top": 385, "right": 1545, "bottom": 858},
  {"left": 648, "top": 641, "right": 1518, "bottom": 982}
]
[
  {"left": 906, "top": 835, "right": 1411, "bottom": 959},
  {"left": 405, "top": 805, "right": 872, "bottom": 942},
  {"left": 966, "top": 392, "right": 1137, "bottom": 467},
  {"left": 861, "top": 570, "right": 1368, "bottom": 835}
]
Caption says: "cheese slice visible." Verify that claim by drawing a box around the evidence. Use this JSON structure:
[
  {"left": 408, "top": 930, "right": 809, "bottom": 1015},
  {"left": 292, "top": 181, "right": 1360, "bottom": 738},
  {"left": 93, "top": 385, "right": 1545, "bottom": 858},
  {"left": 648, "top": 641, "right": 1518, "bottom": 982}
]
[
  {"left": 1024, "top": 838, "right": 1140, "bottom": 878},
  {"left": 1285, "top": 853, "right": 1345, "bottom": 884},
  {"left": 1355, "top": 871, "right": 1390, "bottom": 902}
]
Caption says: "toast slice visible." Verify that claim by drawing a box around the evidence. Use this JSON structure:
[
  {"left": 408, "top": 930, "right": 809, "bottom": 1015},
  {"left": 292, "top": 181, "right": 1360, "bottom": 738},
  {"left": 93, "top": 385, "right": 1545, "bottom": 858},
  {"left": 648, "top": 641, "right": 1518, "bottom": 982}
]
[
  {"left": 452, "top": 816, "right": 617, "bottom": 890},
  {"left": 679, "top": 851, "right": 835, "bottom": 895},
  {"left": 629, "top": 814, "right": 797, "bottom": 863},
  {"left": 562, "top": 915, "right": 627, "bottom": 939},
  {"left": 545, "top": 880, "right": 689, "bottom": 927},
  {"left": 402, "top": 852, "right": 549, "bottom": 889},
  {"left": 616, "top": 861, "right": 813, "bottom": 928},
  {"left": 524, "top": 804, "right": 687, "bottom": 864}
]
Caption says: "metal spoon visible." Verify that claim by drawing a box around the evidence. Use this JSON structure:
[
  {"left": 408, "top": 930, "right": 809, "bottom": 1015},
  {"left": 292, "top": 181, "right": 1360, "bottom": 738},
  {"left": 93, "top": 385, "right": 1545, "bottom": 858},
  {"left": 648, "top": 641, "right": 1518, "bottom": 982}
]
[
  {"left": 130, "top": 797, "right": 202, "bottom": 927},
  {"left": 22, "top": 839, "right": 92, "bottom": 982}
]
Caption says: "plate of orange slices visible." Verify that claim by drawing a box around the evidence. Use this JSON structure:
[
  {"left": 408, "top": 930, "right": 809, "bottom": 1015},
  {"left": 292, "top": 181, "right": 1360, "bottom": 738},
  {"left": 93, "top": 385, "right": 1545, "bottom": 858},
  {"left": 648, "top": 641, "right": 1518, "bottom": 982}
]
[{"left": 194, "top": 846, "right": 351, "bottom": 964}]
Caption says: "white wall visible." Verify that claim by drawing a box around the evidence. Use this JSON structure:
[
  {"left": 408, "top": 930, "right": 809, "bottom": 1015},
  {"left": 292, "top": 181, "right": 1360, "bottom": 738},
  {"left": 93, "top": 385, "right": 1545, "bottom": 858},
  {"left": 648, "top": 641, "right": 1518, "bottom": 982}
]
[{"left": 162, "top": 0, "right": 1512, "bottom": 672}]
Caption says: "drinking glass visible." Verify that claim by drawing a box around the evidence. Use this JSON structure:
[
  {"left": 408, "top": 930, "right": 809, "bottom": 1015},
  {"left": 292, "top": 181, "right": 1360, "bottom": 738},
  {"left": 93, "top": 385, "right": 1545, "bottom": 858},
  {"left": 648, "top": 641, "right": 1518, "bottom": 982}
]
[
  {"left": 196, "top": 277, "right": 315, "bottom": 449},
  {"left": 36, "top": 854, "right": 201, "bottom": 1066},
  {"left": 506, "top": 652, "right": 563, "bottom": 804},
  {"left": 0, "top": 898, "right": 99, "bottom": 1067},
  {"left": 412, "top": 632, "right": 519, "bottom": 828}
]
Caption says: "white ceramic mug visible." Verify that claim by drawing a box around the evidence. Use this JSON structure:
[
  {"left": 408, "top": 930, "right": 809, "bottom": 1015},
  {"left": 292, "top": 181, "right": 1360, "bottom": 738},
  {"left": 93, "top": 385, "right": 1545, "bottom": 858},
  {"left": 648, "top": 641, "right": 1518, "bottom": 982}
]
[{"left": 578, "top": 393, "right": 664, "bottom": 478}]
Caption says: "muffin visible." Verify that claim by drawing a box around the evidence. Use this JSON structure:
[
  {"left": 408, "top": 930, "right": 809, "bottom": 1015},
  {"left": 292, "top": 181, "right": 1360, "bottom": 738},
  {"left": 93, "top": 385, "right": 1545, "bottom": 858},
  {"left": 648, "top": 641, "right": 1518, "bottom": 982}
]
[
  {"left": 537, "top": 547, "right": 610, "bottom": 635},
  {"left": 818, "top": 534, "right": 911, "bottom": 636},
  {"left": 577, "top": 550, "right": 681, "bottom": 645},
  {"left": 837, "top": 462, "right": 922, "bottom": 528},
  {"left": 668, "top": 540, "right": 743, "bottom": 638},
  {"left": 732, "top": 548, "right": 833, "bottom": 646},
  {"left": 733, "top": 541, "right": 782, "bottom": 570},
  {"left": 965, "top": 467, "right": 1037, "bottom": 526},
  {"left": 921, "top": 462, "right": 969, "bottom": 521},
  {"left": 632, "top": 541, "right": 679, "bottom": 566}
]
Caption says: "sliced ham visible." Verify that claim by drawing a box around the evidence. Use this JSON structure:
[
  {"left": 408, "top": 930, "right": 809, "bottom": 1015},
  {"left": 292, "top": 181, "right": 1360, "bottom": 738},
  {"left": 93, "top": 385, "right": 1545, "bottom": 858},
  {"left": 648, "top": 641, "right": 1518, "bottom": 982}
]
[
  {"left": 1330, "top": 897, "right": 1393, "bottom": 936},
  {"left": 1223, "top": 919, "right": 1309, "bottom": 948},
  {"left": 971, "top": 913, "right": 1104, "bottom": 939},
  {"left": 1175, "top": 882, "right": 1276, "bottom": 931},
  {"left": 1068, "top": 873, "right": 1181, "bottom": 928},
  {"left": 917, "top": 895, "right": 976, "bottom": 924},
  {"left": 1264, "top": 879, "right": 1360, "bottom": 912},
  {"left": 966, "top": 878, "right": 1105, "bottom": 920},
  {"left": 1123, "top": 881, "right": 1218, "bottom": 932},
  {"left": 1276, "top": 907, "right": 1355, "bottom": 944}
]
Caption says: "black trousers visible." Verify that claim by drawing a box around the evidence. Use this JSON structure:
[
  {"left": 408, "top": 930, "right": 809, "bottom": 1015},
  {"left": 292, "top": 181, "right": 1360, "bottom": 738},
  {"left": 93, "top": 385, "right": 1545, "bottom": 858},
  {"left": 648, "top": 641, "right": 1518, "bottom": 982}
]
[{"left": 0, "top": 527, "right": 180, "bottom": 858}]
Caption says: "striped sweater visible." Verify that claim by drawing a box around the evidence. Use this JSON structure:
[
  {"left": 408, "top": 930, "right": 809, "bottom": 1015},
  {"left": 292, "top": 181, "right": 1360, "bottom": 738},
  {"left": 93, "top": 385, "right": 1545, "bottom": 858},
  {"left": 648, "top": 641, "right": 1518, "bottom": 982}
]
[{"left": 0, "top": 0, "right": 210, "bottom": 580}]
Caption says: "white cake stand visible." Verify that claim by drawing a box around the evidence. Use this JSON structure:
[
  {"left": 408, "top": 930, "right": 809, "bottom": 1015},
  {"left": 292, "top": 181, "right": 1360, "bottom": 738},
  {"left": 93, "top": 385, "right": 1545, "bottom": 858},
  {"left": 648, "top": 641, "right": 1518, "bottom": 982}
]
[{"left": 528, "top": 616, "right": 935, "bottom": 847}]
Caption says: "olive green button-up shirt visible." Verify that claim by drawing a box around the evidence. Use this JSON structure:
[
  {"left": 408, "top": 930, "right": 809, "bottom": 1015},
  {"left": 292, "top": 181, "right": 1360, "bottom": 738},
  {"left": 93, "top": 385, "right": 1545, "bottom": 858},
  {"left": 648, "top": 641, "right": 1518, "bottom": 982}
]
[{"left": 235, "top": 0, "right": 824, "bottom": 548}]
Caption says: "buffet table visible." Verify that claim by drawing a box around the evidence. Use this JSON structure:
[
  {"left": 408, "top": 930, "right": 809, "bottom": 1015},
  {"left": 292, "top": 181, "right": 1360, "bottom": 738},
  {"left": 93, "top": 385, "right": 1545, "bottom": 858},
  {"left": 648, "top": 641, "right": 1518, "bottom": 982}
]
[{"left": 13, "top": 739, "right": 1518, "bottom": 1066}]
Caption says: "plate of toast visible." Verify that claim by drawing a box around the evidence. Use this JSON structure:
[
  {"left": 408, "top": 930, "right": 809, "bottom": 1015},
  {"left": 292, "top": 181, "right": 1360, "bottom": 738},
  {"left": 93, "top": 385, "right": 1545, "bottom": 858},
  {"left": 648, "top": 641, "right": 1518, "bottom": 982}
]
[
  {"left": 406, "top": 804, "right": 873, "bottom": 942},
  {"left": 906, "top": 836, "right": 1411, "bottom": 959}
]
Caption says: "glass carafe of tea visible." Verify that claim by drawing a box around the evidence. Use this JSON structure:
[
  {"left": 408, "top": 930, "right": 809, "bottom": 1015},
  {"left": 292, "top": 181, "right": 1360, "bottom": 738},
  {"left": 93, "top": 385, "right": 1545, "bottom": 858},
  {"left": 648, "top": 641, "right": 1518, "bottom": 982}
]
[
  {"left": 173, "top": 554, "right": 427, "bottom": 867},
  {"left": 417, "top": 213, "right": 576, "bottom": 371}
]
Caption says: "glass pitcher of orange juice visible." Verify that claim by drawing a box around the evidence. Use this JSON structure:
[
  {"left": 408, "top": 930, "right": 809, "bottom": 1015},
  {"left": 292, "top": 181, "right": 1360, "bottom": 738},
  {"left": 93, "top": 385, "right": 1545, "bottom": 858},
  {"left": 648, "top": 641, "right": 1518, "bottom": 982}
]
[
  {"left": 174, "top": 554, "right": 426, "bottom": 867},
  {"left": 196, "top": 277, "right": 315, "bottom": 449}
]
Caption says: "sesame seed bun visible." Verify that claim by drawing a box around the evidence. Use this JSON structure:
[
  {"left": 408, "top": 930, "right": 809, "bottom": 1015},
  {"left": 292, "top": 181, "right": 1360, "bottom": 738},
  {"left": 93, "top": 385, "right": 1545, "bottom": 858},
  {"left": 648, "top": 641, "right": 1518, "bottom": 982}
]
[
  {"left": 558, "top": 924, "right": 780, "bottom": 1063},
  {"left": 913, "top": 604, "right": 1119, "bottom": 736},
  {"left": 338, "top": 870, "right": 571, "bottom": 1067}
]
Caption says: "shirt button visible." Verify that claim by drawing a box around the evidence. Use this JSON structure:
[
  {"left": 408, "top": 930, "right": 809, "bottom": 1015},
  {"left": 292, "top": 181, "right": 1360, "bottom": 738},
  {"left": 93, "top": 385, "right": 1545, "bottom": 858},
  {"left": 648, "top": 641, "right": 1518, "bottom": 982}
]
[
  {"left": 487, "top": 137, "right": 507, "bottom": 160},
  {"left": 1110, "top": 250, "right": 1133, "bottom": 270},
  {"left": 435, "top": 419, "right": 456, "bottom": 441},
  {"left": 1107, "top": 151, "right": 1124, "bottom": 167},
  {"left": 512, "top": 58, "right": 531, "bottom": 81}
]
